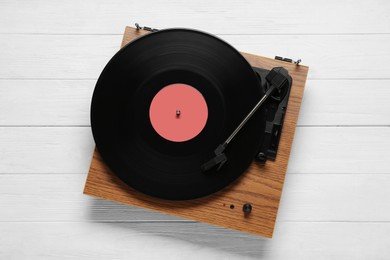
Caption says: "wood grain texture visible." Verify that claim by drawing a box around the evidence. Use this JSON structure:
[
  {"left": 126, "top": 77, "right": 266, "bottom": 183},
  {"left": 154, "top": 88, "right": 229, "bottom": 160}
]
[
  {"left": 1, "top": 222, "right": 389, "bottom": 260},
  {"left": 2, "top": 34, "right": 390, "bottom": 79},
  {"left": 3, "top": 174, "right": 390, "bottom": 222},
  {"left": 1, "top": 79, "right": 389, "bottom": 126},
  {"left": 84, "top": 26, "right": 309, "bottom": 238},
  {"left": 2, "top": 127, "right": 389, "bottom": 174},
  {"left": 1, "top": 0, "right": 390, "bottom": 35}
]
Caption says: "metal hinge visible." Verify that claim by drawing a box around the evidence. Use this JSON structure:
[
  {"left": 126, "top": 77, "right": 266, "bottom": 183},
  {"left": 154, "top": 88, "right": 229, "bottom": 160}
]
[
  {"left": 275, "top": 56, "right": 301, "bottom": 65},
  {"left": 135, "top": 23, "right": 159, "bottom": 32}
]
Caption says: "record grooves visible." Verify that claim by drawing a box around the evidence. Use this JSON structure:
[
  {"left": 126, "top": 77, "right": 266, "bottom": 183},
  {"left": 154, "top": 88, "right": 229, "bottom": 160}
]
[{"left": 91, "top": 29, "right": 267, "bottom": 200}]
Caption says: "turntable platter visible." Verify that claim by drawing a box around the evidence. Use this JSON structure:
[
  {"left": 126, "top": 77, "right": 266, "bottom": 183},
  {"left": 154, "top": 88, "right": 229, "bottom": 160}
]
[{"left": 91, "top": 29, "right": 266, "bottom": 200}]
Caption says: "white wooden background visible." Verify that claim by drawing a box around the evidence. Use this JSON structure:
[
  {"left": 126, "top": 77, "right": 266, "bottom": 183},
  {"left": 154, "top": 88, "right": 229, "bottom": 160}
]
[{"left": 1, "top": 0, "right": 390, "bottom": 259}]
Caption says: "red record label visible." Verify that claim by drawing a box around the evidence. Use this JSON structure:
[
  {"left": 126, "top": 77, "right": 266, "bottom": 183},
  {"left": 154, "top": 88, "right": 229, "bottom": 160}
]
[{"left": 149, "top": 83, "right": 208, "bottom": 142}]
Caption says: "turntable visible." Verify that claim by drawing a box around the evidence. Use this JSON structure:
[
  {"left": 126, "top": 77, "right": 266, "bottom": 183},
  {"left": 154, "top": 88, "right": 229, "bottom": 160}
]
[{"left": 84, "top": 25, "right": 309, "bottom": 238}]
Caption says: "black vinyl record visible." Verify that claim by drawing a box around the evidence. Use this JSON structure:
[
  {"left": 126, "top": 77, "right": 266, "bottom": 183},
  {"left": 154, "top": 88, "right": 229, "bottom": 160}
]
[{"left": 91, "top": 28, "right": 266, "bottom": 200}]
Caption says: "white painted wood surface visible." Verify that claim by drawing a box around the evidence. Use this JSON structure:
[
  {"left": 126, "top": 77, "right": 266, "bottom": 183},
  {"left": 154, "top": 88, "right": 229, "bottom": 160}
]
[{"left": 0, "top": 0, "right": 389, "bottom": 259}]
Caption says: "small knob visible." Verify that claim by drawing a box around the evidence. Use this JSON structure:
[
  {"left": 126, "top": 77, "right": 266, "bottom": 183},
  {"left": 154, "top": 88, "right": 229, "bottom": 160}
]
[{"left": 243, "top": 203, "right": 252, "bottom": 214}]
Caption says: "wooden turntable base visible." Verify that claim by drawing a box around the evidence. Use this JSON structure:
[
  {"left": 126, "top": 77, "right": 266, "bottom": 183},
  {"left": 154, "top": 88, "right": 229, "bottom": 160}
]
[{"left": 84, "top": 26, "right": 309, "bottom": 238}]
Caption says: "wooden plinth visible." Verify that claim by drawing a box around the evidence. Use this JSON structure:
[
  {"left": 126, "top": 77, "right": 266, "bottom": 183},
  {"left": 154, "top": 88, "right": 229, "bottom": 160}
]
[{"left": 84, "top": 26, "right": 309, "bottom": 238}]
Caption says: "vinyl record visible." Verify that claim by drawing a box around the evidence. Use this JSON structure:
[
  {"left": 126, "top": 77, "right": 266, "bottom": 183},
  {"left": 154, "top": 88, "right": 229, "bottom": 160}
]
[{"left": 91, "top": 28, "right": 266, "bottom": 200}]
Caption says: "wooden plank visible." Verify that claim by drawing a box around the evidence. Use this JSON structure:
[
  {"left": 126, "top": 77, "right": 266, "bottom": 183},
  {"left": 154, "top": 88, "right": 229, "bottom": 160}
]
[
  {"left": 0, "top": 34, "right": 122, "bottom": 79},
  {"left": 1, "top": 34, "right": 390, "bottom": 79},
  {"left": 0, "top": 127, "right": 95, "bottom": 174},
  {"left": 0, "top": 222, "right": 389, "bottom": 259},
  {"left": 298, "top": 80, "right": 390, "bottom": 126},
  {"left": 0, "top": 80, "right": 94, "bottom": 126},
  {"left": 2, "top": 174, "right": 390, "bottom": 222},
  {"left": 1, "top": 79, "right": 389, "bottom": 126},
  {"left": 0, "top": 127, "right": 389, "bottom": 174},
  {"left": 1, "top": 0, "right": 390, "bottom": 34},
  {"left": 289, "top": 126, "right": 390, "bottom": 174}
]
